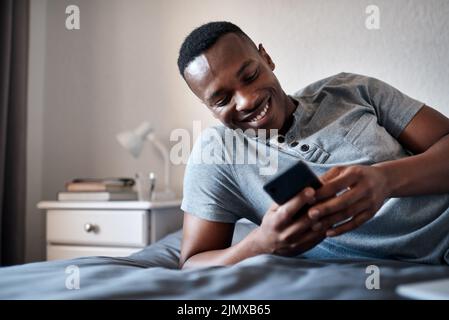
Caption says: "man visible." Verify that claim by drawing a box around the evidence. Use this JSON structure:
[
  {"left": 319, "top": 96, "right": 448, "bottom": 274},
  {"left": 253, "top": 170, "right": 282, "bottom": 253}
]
[{"left": 177, "top": 21, "right": 449, "bottom": 268}]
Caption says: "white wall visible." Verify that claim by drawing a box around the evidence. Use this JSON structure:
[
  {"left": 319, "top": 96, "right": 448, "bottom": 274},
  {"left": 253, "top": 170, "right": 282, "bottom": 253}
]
[{"left": 26, "top": 0, "right": 449, "bottom": 261}]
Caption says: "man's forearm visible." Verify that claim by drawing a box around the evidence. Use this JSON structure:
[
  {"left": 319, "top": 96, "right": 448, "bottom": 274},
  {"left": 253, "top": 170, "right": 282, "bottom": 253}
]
[
  {"left": 374, "top": 134, "right": 449, "bottom": 197},
  {"left": 181, "top": 228, "right": 266, "bottom": 269}
]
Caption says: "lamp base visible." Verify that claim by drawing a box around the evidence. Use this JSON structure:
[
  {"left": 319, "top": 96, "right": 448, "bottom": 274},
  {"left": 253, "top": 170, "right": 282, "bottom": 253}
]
[{"left": 152, "top": 189, "right": 177, "bottom": 201}]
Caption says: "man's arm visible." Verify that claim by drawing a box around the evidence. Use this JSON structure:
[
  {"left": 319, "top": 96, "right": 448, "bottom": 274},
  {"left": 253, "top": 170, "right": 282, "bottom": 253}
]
[
  {"left": 179, "top": 213, "right": 263, "bottom": 269},
  {"left": 305, "top": 105, "right": 449, "bottom": 236},
  {"left": 179, "top": 188, "right": 324, "bottom": 269},
  {"left": 374, "top": 105, "right": 449, "bottom": 196}
]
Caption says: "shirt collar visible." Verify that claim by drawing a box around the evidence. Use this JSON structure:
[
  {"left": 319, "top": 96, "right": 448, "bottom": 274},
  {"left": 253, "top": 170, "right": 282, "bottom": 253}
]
[{"left": 282, "top": 95, "right": 302, "bottom": 142}]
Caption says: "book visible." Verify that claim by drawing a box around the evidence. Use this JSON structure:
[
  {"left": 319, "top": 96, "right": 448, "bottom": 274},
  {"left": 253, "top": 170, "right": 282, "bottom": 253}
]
[
  {"left": 65, "top": 177, "right": 135, "bottom": 192},
  {"left": 57, "top": 191, "right": 138, "bottom": 201},
  {"left": 66, "top": 183, "right": 134, "bottom": 192}
]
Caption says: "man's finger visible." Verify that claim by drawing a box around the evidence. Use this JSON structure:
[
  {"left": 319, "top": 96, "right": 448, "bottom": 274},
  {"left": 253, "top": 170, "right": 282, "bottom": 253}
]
[
  {"left": 289, "top": 231, "right": 326, "bottom": 251},
  {"left": 276, "top": 187, "right": 315, "bottom": 221},
  {"left": 308, "top": 184, "right": 366, "bottom": 219},
  {"left": 269, "top": 202, "right": 280, "bottom": 211},
  {"left": 312, "top": 198, "right": 371, "bottom": 231},
  {"left": 319, "top": 166, "right": 342, "bottom": 184},
  {"left": 281, "top": 215, "right": 314, "bottom": 242},
  {"left": 326, "top": 211, "right": 373, "bottom": 237},
  {"left": 315, "top": 170, "right": 359, "bottom": 201}
]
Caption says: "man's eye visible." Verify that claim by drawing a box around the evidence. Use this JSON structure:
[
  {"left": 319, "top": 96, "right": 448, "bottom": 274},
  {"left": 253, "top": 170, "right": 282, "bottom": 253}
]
[
  {"left": 215, "top": 97, "right": 230, "bottom": 107},
  {"left": 244, "top": 69, "right": 258, "bottom": 82}
]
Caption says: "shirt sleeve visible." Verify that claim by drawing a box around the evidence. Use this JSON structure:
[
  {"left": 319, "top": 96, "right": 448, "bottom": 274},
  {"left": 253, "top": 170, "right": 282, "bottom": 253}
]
[
  {"left": 356, "top": 73, "right": 425, "bottom": 138},
  {"left": 180, "top": 127, "right": 249, "bottom": 223}
]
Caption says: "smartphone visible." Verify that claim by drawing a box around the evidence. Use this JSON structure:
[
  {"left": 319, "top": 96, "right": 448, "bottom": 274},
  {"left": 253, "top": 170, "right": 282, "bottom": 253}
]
[{"left": 263, "top": 160, "right": 322, "bottom": 217}]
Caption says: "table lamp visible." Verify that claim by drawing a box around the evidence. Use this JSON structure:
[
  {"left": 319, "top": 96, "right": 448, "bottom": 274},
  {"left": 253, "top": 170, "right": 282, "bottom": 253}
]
[{"left": 116, "top": 121, "right": 175, "bottom": 201}]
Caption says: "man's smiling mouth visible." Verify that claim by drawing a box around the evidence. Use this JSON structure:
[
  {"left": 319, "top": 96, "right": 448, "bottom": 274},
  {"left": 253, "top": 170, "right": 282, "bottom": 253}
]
[{"left": 242, "top": 96, "right": 271, "bottom": 124}]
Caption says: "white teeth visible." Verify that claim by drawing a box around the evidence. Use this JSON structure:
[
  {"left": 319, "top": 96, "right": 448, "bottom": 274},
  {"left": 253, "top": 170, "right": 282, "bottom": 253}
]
[{"left": 249, "top": 104, "right": 269, "bottom": 123}]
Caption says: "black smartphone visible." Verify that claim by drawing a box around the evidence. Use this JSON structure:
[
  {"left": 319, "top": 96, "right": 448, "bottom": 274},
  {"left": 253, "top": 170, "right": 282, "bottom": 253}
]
[{"left": 263, "top": 160, "right": 322, "bottom": 217}]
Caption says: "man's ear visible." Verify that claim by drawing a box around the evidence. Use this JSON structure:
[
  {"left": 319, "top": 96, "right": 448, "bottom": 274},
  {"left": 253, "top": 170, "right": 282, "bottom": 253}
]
[{"left": 258, "top": 44, "right": 275, "bottom": 71}]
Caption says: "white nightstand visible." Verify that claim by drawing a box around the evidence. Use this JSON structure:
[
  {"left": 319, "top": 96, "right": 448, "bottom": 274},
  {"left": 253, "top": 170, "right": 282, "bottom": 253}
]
[{"left": 37, "top": 200, "right": 183, "bottom": 261}]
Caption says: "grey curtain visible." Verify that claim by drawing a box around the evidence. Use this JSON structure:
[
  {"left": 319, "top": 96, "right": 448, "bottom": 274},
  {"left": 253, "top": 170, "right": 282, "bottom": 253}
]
[{"left": 0, "top": 0, "right": 29, "bottom": 266}]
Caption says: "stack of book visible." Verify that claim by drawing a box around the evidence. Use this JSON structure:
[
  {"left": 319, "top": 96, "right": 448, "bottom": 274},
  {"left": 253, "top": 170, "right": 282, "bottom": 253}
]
[{"left": 58, "top": 178, "right": 137, "bottom": 201}]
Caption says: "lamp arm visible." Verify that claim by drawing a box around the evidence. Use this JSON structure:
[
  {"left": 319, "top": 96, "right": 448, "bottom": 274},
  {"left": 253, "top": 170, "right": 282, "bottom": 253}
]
[{"left": 146, "top": 133, "right": 171, "bottom": 191}]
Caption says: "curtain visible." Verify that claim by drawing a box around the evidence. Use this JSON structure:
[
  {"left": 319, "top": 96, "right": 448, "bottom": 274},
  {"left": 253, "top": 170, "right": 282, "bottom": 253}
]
[{"left": 0, "top": 0, "right": 29, "bottom": 266}]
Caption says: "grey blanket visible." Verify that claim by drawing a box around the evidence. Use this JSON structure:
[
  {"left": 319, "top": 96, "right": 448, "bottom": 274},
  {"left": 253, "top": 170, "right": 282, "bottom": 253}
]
[{"left": 1, "top": 222, "right": 449, "bottom": 299}]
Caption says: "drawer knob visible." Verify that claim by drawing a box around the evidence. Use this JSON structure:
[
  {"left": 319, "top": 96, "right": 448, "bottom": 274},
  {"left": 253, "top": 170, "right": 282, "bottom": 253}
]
[{"left": 84, "top": 223, "right": 98, "bottom": 233}]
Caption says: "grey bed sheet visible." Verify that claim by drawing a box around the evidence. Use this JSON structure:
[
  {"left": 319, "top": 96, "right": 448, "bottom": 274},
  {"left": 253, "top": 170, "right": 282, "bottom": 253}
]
[{"left": 1, "top": 221, "right": 449, "bottom": 300}]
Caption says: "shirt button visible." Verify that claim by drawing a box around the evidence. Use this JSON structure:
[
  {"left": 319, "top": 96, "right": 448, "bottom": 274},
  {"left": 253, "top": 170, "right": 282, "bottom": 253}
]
[
  {"left": 290, "top": 141, "right": 299, "bottom": 147},
  {"left": 300, "top": 144, "right": 310, "bottom": 152}
]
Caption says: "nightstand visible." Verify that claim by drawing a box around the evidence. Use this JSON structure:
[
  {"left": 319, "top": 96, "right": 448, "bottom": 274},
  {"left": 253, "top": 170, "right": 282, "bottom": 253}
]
[{"left": 37, "top": 200, "right": 183, "bottom": 260}]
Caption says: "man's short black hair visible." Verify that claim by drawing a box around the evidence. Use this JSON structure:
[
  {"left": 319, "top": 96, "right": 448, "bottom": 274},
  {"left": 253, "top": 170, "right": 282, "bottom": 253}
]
[{"left": 177, "top": 21, "right": 256, "bottom": 78}]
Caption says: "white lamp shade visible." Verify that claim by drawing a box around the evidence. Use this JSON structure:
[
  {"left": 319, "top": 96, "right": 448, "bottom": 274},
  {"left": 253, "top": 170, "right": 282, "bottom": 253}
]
[
  {"left": 116, "top": 131, "right": 143, "bottom": 157},
  {"left": 116, "top": 121, "right": 175, "bottom": 199},
  {"left": 116, "top": 121, "right": 154, "bottom": 157}
]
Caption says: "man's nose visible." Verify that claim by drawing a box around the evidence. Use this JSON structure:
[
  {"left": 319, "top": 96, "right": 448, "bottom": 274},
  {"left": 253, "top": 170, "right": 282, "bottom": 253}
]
[{"left": 235, "top": 91, "right": 257, "bottom": 112}]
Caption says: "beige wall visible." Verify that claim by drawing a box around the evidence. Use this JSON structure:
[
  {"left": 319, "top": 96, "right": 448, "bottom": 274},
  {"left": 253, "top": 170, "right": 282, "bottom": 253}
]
[{"left": 26, "top": 0, "right": 449, "bottom": 261}]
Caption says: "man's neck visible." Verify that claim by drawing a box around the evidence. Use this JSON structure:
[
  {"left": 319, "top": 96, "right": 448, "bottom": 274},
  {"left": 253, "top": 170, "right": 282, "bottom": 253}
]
[{"left": 279, "top": 95, "right": 298, "bottom": 136}]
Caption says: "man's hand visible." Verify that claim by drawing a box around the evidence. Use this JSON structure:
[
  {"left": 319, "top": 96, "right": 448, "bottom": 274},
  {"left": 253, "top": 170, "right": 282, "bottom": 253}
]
[
  {"left": 254, "top": 187, "right": 326, "bottom": 256},
  {"left": 307, "top": 165, "right": 390, "bottom": 237}
]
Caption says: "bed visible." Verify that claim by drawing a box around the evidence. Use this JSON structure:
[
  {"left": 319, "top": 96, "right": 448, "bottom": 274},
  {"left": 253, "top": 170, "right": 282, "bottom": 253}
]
[{"left": 1, "top": 221, "right": 449, "bottom": 299}]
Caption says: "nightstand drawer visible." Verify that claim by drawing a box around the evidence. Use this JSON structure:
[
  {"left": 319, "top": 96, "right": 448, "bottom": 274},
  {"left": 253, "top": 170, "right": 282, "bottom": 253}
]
[
  {"left": 46, "top": 210, "right": 149, "bottom": 247},
  {"left": 47, "top": 245, "right": 142, "bottom": 260}
]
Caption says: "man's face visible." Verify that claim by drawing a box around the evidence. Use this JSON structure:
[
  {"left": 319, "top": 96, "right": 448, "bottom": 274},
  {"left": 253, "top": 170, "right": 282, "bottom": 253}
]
[{"left": 184, "top": 33, "right": 292, "bottom": 132}]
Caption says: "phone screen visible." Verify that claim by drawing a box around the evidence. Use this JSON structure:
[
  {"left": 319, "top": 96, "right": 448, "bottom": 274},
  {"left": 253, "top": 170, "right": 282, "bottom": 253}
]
[{"left": 263, "top": 161, "right": 322, "bottom": 205}]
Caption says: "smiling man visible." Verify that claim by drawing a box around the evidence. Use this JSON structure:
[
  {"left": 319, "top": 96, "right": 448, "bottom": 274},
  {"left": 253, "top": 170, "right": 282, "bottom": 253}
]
[{"left": 178, "top": 21, "right": 449, "bottom": 268}]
